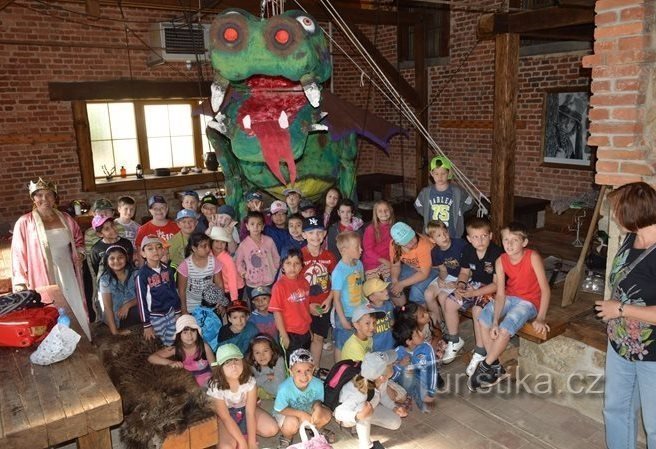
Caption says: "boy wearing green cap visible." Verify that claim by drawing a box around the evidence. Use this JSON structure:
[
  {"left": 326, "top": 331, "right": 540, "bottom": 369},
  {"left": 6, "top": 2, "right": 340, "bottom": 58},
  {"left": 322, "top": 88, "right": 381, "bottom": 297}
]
[{"left": 414, "top": 155, "right": 472, "bottom": 237}]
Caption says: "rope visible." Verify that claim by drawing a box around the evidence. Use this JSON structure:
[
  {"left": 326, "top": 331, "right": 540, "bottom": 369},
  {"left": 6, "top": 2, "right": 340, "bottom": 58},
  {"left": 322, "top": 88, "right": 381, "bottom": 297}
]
[{"left": 313, "top": 0, "right": 489, "bottom": 214}]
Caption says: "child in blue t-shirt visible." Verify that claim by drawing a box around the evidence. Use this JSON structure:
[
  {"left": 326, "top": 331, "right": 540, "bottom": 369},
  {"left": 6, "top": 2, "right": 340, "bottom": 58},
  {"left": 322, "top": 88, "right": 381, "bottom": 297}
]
[
  {"left": 273, "top": 349, "right": 333, "bottom": 447},
  {"left": 331, "top": 231, "right": 367, "bottom": 362}
]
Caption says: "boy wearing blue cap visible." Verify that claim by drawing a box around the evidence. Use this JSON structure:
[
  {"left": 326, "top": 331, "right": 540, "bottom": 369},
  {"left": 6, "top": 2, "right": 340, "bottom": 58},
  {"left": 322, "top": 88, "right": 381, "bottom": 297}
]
[{"left": 414, "top": 155, "right": 472, "bottom": 237}]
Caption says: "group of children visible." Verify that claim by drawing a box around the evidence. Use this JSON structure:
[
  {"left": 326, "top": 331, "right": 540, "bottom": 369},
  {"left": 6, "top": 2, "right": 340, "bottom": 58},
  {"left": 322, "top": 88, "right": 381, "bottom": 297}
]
[{"left": 86, "top": 154, "right": 550, "bottom": 449}]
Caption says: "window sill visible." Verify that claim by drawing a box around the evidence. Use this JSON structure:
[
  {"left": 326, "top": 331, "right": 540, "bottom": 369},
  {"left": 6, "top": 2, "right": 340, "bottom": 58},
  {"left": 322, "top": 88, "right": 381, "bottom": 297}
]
[
  {"left": 398, "top": 56, "right": 450, "bottom": 70},
  {"left": 90, "top": 171, "right": 224, "bottom": 193}
]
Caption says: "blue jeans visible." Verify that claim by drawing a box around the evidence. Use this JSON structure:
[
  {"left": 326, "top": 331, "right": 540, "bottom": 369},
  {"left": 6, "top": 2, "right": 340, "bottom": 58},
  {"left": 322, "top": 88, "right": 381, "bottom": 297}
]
[
  {"left": 478, "top": 296, "right": 537, "bottom": 336},
  {"left": 604, "top": 342, "right": 656, "bottom": 449},
  {"left": 399, "top": 265, "right": 439, "bottom": 304}
]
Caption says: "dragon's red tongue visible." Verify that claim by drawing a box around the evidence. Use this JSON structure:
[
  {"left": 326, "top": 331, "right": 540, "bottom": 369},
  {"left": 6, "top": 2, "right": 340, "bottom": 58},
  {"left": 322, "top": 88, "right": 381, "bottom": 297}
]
[{"left": 251, "top": 121, "right": 296, "bottom": 185}]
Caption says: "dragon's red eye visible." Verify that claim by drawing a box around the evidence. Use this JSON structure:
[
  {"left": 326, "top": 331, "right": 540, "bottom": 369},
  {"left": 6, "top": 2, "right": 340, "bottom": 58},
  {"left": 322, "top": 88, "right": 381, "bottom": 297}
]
[
  {"left": 223, "top": 27, "right": 239, "bottom": 42},
  {"left": 275, "top": 29, "right": 290, "bottom": 45}
]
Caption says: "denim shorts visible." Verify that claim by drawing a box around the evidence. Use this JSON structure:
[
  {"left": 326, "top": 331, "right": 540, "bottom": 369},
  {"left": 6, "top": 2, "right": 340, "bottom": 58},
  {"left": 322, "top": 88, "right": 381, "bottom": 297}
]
[{"left": 478, "top": 296, "right": 537, "bottom": 336}]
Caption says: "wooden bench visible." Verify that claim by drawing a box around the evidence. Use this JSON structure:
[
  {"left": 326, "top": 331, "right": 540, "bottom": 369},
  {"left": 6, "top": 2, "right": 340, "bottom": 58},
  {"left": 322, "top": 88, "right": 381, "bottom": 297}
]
[
  {"left": 0, "top": 285, "right": 122, "bottom": 449},
  {"left": 161, "top": 418, "right": 218, "bottom": 449},
  {"left": 459, "top": 308, "right": 560, "bottom": 344}
]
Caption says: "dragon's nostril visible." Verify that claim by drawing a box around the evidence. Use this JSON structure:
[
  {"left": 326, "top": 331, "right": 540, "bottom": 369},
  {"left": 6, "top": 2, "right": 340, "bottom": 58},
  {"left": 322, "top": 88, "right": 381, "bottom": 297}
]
[
  {"left": 223, "top": 27, "right": 239, "bottom": 42},
  {"left": 274, "top": 29, "right": 290, "bottom": 45}
]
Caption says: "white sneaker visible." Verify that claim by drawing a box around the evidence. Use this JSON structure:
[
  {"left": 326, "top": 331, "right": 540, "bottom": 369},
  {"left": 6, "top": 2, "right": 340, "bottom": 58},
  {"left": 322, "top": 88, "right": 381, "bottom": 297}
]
[
  {"left": 466, "top": 352, "right": 486, "bottom": 377},
  {"left": 441, "top": 337, "right": 464, "bottom": 364}
]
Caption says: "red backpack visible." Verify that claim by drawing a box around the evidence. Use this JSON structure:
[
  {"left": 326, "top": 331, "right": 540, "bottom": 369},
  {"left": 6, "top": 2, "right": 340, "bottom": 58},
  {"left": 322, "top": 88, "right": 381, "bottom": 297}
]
[{"left": 0, "top": 306, "right": 59, "bottom": 348}]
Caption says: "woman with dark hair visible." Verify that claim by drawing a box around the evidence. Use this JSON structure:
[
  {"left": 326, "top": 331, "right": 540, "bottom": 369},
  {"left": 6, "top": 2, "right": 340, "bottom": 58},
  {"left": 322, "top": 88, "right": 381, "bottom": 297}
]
[
  {"left": 11, "top": 177, "right": 91, "bottom": 339},
  {"left": 595, "top": 182, "right": 656, "bottom": 449}
]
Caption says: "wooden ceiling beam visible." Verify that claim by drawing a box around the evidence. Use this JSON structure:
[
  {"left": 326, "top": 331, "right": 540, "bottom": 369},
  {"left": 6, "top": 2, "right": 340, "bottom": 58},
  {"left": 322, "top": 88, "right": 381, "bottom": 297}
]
[
  {"left": 522, "top": 24, "right": 595, "bottom": 42},
  {"left": 478, "top": 6, "right": 594, "bottom": 39},
  {"left": 59, "top": 0, "right": 421, "bottom": 25},
  {"left": 557, "top": 0, "right": 596, "bottom": 7}
]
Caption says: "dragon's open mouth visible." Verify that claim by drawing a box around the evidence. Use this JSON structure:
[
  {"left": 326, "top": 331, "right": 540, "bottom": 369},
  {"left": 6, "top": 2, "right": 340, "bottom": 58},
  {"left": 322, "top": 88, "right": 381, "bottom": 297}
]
[{"left": 235, "top": 75, "right": 314, "bottom": 185}]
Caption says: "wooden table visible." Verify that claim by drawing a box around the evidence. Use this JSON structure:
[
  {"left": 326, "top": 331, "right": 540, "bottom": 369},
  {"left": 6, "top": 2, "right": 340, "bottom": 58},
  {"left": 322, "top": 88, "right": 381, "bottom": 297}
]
[{"left": 0, "top": 285, "right": 123, "bottom": 449}]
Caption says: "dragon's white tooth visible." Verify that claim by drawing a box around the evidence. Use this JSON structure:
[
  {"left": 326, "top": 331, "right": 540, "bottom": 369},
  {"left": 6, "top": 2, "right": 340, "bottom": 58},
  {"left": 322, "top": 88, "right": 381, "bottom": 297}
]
[
  {"left": 310, "top": 124, "right": 328, "bottom": 132},
  {"left": 211, "top": 82, "right": 226, "bottom": 112},
  {"left": 319, "top": 111, "right": 328, "bottom": 120},
  {"left": 278, "top": 111, "right": 289, "bottom": 129},
  {"left": 302, "top": 82, "right": 320, "bottom": 108},
  {"left": 242, "top": 114, "right": 252, "bottom": 130}
]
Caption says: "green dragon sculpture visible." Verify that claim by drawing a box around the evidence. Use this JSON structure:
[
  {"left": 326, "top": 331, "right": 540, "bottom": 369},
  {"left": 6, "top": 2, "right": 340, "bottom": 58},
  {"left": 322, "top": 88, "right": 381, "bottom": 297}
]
[{"left": 207, "top": 9, "right": 402, "bottom": 218}]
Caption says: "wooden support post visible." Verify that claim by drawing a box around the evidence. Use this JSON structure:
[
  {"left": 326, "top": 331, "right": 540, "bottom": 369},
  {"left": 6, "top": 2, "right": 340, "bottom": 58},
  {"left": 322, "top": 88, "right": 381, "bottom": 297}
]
[
  {"left": 490, "top": 33, "right": 519, "bottom": 235},
  {"left": 414, "top": 20, "right": 428, "bottom": 196}
]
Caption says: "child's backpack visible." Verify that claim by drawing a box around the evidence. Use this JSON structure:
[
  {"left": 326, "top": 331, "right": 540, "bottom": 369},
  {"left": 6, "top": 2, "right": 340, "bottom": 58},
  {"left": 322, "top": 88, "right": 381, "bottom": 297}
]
[{"left": 323, "top": 359, "right": 364, "bottom": 410}]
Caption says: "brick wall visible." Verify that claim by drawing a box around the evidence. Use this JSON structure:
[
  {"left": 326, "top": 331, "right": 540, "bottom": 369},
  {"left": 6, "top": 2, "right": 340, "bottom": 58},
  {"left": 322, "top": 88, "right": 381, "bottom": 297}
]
[
  {"left": 343, "top": 2, "right": 596, "bottom": 202},
  {"left": 0, "top": 1, "right": 596, "bottom": 234},
  {"left": 582, "top": 0, "right": 655, "bottom": 186}
]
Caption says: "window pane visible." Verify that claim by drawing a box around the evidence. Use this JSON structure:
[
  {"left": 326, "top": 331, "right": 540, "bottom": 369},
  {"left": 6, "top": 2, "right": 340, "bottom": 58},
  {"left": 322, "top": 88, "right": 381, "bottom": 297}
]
[
  {"left": 113, "top": 139, "right": 140, "bottom": 174},
  {"left": 87, "top": 103, "right": 111, "bottom": 140},
  {"left": 199, "top": 114, "right": 213, "bottom": 155},
  {"left": 171, "top": 136, "right": 195, "bottom": 166},
  {"left": 91, "top": 140, "right": 115, "bottom": 177},
  {"left": 148, "top": 137, "right": 173, "bottom": 168},
  {"left": 168, "top": 104, "right": 193, "bottom": 136},
  {"left": 144, "top": 105, "right": 170, "bottom": 137},
  {"left": 108, "top": 103, "right": 137, "bottom": 139}
]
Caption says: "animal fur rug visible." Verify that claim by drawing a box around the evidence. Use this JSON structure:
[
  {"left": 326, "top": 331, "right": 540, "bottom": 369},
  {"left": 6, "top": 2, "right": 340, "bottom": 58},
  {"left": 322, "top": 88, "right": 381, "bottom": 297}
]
[{"left": 94, "top": 325, "right": 215, "bottom": 449}]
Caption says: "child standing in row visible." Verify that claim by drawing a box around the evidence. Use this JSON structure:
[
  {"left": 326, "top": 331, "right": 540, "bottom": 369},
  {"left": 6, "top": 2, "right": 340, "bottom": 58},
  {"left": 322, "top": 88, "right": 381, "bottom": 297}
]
[
  {"left": 135, "top": 195, "right": 179, "bottom": 250},
  {"left": 136, "top": 236, "right": 182, "bottom": 345},
  {"left": 362, "top": 200, "right": 395, "bottom": 281},
  {"left": 209, "top": 226, "right": 243, "bottom": 302},
  {"left": 177, "top": 232, "right": 223, "bottom": 314},
  {"left": 300, "top": 216, "right": 337, "bottom": 365},
  {"left": 248, "top": 286, "right": 278, "bottom": 340},
  {"left": 414, "top": 155, "right": 472, "bottom": 236},
  {"left": 89, "top": 216, "right": 133, "bottom": 278},
  {"left": 332, "top": 231, "right": 367, "bottom": 362},
  {"left": 236, "top": 211, "right": 280, "bottom": 301},
  {"left": 269, "top": 249, "right": 312, "bottom": 360},
  {"left": 327, "top": 199, "right": 363, "bottom": 258},
  {"left": 115, "top": 195, "right": 140, "bottom": 251},
  {"left": 168, "top": 209, "right": 198, "bottom": 270},
  {"left": 470, "top": 222, "right": 550, "bottom": 391},
  {"left": 208, "top": 344, "right": 278, "bottom": 449}
]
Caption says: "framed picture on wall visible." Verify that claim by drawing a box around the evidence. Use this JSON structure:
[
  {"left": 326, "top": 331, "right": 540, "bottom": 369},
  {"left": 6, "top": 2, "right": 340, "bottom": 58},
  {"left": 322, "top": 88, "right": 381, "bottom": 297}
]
[{"left": 541, "top": 89, "right": 594, "bottom": 169}]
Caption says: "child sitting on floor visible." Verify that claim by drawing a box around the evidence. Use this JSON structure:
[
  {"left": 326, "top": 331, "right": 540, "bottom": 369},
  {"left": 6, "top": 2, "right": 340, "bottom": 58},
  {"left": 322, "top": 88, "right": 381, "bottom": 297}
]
[
  {"left": 469, "top": 222, "right": 550, "bottom": 391},
  {"left": 341, "top": 304, "right": 384, "bottom": 362},
  {"left": 148, "top": 314, "right": 215, "bottom": 387},
  {"left": 208, "top": 344, "right": 278, "bottom": 449},
  {"left": 335, "top": 351, "right": 407, "bottom": 449},
  {"left": 98, "top": 245, "right": 140, "bottom": 335},
  {"left": 217, "top": 300, "right": 260, "bottom": 354},
  {"left": 273, "top": 349, "right": 335, "bottom": 448},
  {"left": 392, "top": 321, "right": 439, "bottom": 413},
  {"left": 248, "top": 333, "right": 287, "bottom": 400}
]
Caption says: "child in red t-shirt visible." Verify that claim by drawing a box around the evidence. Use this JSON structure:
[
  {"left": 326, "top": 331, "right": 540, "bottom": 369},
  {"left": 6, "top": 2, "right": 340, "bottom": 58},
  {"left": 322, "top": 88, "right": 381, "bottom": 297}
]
[
  {"left": 268, "top": 248, "right": 314, "bottom": 363},
  {"left": 300, "top": 216, "right": 337, "bottom": 366}
]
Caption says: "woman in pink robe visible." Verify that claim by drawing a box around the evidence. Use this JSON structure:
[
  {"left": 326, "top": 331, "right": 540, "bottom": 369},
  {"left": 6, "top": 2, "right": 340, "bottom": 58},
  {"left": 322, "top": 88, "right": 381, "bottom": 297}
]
[{"left": 11, "top": 178, "right": 91, "bottom": 340}]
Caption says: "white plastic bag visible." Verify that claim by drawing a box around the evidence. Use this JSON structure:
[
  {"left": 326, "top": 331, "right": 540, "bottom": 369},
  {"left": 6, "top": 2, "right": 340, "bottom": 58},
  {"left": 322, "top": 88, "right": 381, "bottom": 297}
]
[{"left": 30, "top": 323, "right": 81, "bottom": 365}]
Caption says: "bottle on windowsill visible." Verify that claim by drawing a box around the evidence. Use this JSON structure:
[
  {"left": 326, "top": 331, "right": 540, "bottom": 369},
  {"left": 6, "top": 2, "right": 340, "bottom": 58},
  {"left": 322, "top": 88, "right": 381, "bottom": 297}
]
[
  {"left": 136, "top": 164, "right": 143, "bottom": 179},
  {"left": 120, "top": 166, "right": 127, "bottom": 178}
]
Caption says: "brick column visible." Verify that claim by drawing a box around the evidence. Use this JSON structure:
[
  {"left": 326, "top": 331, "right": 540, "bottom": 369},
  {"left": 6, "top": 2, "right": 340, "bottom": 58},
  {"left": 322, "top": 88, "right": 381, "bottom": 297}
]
[{"left": 582, "top": 0, "right": 656, "bottom": 186}]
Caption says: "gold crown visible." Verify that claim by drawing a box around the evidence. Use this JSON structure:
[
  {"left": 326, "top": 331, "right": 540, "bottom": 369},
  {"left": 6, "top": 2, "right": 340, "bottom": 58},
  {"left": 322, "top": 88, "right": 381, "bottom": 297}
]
[{"left": 28, "top": 178, "right": 58, "bottom": 196}]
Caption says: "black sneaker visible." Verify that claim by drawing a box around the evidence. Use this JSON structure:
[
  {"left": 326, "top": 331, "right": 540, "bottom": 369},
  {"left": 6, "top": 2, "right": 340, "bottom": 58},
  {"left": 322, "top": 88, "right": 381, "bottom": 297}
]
[
  {"left": 467, "top": 361, "right": 501, "bottom": 391},
  {"left": 371, "top": 441, "right": 386, "bottom": 449},
  {"left": 437, "top": 373, "right": 446, "bottom": 391}
]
